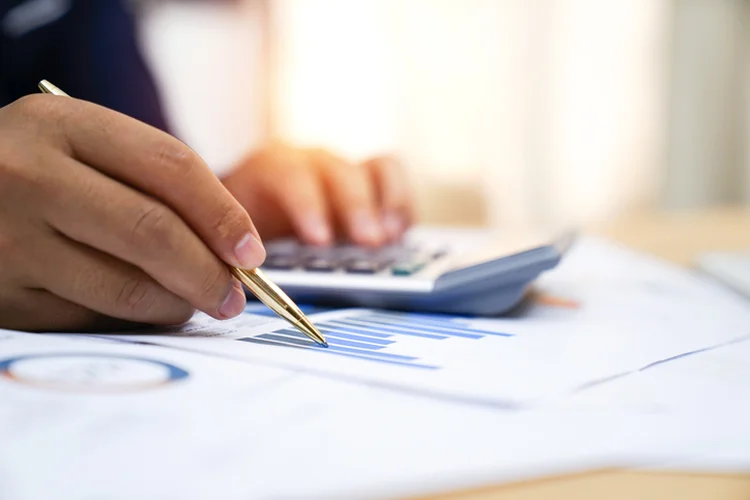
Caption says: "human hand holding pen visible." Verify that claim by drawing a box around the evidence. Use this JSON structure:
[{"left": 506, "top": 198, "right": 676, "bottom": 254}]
[{"left": 0, "top": 93, "right": 265, "bottom": 331}]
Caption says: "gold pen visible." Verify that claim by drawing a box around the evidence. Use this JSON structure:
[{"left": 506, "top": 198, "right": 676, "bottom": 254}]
[{"left": 38, "top": 79, "right": 328, "bottom": 347}]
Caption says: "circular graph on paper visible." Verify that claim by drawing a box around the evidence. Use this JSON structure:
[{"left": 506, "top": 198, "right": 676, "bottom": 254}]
[{"left": 0, "top": 354, "right": 189, "bottom": 393}]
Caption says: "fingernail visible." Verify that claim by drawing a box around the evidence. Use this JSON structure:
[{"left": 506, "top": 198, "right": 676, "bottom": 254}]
[
  {"left": 352, "top": 211, "right": 384, "bottom": 245},
  {"left": 305, "top": 216, "right": 332, "bottom": 245},
  {"left": 219, "top": 283, "right": 246, "bottom": 319},
  {"left": 382, "top": 210, "right": 404, "bottom": 241},
  {"left": 234, "top": 233, "right": 266, "bottom": 269}
]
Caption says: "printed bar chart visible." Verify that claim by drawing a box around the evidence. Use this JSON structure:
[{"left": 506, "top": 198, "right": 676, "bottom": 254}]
[{"left": 239, "top": 310, "right": 513, "bottom": 370}]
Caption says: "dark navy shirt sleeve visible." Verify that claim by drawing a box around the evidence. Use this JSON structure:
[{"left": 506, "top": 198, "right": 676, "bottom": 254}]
[{"left": 0, "top": 0, "right": 170, "bottom": 133}]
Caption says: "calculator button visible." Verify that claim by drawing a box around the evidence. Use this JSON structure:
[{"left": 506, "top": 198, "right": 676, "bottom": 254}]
[
  {"left": 391, "top": 263, "right": 416, "bottom": 276},
  {"left": 345, "top": 259, "right": 382, "bottom": 274},
  {"left": 263, "top": 255, "right": 298, "bottom": 270},
  {"left": 301, "top": 246, "right": 333, "bottom": 259},
  {"left": 391, "top": 260, "right": 427, "bottom": 276},
  {"left": 265, "top": 241, "right": 300, "bottom": 256},
  {"left": 304, "top": 258, "right": 337, "bottom": 272}
]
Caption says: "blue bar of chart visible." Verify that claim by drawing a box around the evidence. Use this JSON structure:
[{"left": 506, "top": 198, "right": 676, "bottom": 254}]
[{"left": 238, "top": 311, "right": 513, "bottom": 370}]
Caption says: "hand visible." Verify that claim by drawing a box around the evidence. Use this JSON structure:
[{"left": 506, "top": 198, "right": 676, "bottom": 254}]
[
  {"left": 222, "top": 145, "right": 414, "bottom": 246},
  {"left": 0, "top": 95, "right": 266, "bottom": 332}
]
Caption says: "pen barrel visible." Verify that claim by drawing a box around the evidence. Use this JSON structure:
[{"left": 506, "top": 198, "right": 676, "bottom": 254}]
[
  {"left": 230, "top": 267, "right": 326, "bottom": 345},
  {"left": 38, "top": 80, "right": 69, "bottom": 97}
]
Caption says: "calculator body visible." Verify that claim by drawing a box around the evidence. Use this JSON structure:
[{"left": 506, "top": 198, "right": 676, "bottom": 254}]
[{"left": 257, "top": 227, "right": 574, "bottom": 316}]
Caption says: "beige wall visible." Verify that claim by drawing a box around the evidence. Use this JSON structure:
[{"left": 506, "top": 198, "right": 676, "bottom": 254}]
[
  {"left": 136, "top": 0, "right": 749, "bottom": 228},
  {"left": 663, "top": 0, "right": 750, "bottom": 208}
]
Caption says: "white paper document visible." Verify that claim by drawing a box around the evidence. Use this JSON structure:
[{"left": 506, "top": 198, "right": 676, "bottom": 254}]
[
  {"left": 95, "top": 237, "right": 750, "bottom": 407},
  {"left": 1, "top": 329, "right": 746, "bottom": 500},
  {"left": 3, "top": 236, "right": 750, "bottom": 499},
  {"left": 562, "top": 336, "right": 750, "bottom": 476},
  {"left": 564, "top": 336, "right": 750, "bottom": 413}
]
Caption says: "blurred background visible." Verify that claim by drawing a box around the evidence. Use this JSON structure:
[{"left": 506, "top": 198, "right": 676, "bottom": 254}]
[{"left": 135, "top": 0, "right": 750, "bottom": 229}]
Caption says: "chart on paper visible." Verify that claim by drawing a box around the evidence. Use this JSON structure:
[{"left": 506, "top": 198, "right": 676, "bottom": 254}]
[
  {"left": 239, "top": 308, "right": 513, "bottom": 370},
  {"left": 97, "top": 305, "right": 548, "bottom": 405},
  {"left": 98, "top": 301, "right": 750, "bottom": 407},
  {"left": 96, "top": 238, "right": 750, "bottom": 406}
]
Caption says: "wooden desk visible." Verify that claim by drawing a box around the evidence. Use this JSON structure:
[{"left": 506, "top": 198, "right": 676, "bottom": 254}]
[
  {"left": 417, "top": 471, "right": 750, "bottom": 500},
  {"left": 415, "top": 207, "right": 750, "bottom": 500},
  {"left": 591, "top": 207, "right": 750, "bottom": 266}
]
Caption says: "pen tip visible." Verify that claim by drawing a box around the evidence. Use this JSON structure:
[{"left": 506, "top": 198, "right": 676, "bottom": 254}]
[{"left": 295, "top": 315, "right": 328, "bottom": 348}]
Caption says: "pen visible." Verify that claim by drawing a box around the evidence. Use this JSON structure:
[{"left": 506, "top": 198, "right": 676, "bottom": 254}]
[{"left": 38, "top": 79, "right": 328, "bottom": 347}]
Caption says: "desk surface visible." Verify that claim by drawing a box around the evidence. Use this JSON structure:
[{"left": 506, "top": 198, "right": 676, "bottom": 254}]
[
  {"left": 591, "top": 207, "right": 750, "bottom": 266},
  {"left": 417, "top": 207, "right": 750, "bottom": 500}
]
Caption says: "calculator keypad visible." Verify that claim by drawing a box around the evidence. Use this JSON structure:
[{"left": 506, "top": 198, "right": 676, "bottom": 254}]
[{"left": 262, "top": 242, "right": 444, "bottom": 276}]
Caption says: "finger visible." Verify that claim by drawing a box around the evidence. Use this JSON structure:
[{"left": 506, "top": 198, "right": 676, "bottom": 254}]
[
  {"left": 25, "top": 231, "right": 196, "bottom": 325},
  {"left": 310, "top": 150, "right": 385, "bottom": 246},
  {"left": 269, "top": 160, "right": 333, "bottom": 246},
  {"left": 363, "top": 156, "right": 414, "bottom": 241},
  {"left": 41, "top": 154, "right": 247, "bottom": 320},
  {"left": 0, "top": 288, "right": 148, "bottom": 332},
  {"left": 30, "top": 95, "right": 265, "bottom": 269}
]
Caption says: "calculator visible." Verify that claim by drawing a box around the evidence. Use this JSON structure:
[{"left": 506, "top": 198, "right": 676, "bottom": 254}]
[{"left": 256, "top": 227, "right": 575, "bottom": 316}]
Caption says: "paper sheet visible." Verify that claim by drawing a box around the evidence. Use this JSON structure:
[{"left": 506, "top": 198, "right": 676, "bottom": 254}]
[
  {"left": 559, "top": 336, "right": 750, "bottom": 476},
  {"left": 1, "top": 329, "right": 747, "bottom": 500},
  {"left": 5, "top": 236, "right": 749, "bottom": 498},
  {"left": 561, "top": 337, "right": 750, "bottom": 413},
  {"left": 92, "top": 237, "right": 750, "bottom": 407}
]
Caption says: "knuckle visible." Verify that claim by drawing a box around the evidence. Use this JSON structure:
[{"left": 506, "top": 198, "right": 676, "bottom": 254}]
[
  {"left": 0, "top": 154, "right": 21, "bottom": 190},
  {"left": 310, "top": 149, "right": 344, "bottom": 173},
  {"left": 0, "top": 230, "right": 35, "bottom": 270},
  {"left": 277, "top": 156, "right": 305, "bottom": 174},
  {"left": 276, "top": 174, "right": 323, "bottom": 215},
  {"left": 337, "top": 168, "right": 373, "bottom": 204},
  {"left": 129, "top": 203, "right": 178, "bottom": 254},
  {"left": 319, "top": 159, "right": 354, "bottom": 193},
  {"left": 12, "top": 95, "right": 53, "bottom": 118},
  {"left": 116, "top": 277, "right": 158, "bottom": 317},
  {"left": 10, "top": 95, "right": 65, "bottom": 126},
  {"left": 0, "top": 150, "right": 50, "bottom": 201},
  {"left": 153, "top": 141, "right": 199, "bottom": 177},
  {"left": 0, "top": 108, "right": 58, "bottom": 195}
]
